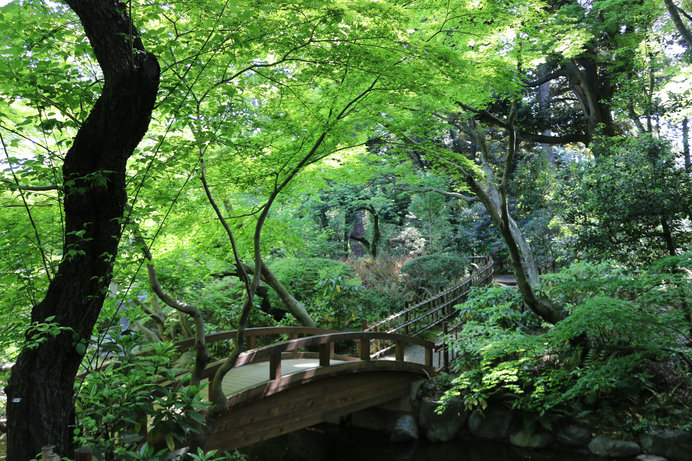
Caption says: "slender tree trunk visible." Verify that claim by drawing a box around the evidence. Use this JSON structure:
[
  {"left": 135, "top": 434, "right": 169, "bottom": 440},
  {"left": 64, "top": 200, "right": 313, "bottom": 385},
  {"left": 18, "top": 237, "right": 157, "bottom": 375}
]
[
  {"left": 4, "top": 2, "right": 159, "bottom": 459},
  {"left": 370, "top": 210, "right": 380, "bottom": 257},
  {"left": 347, "top": 210, "right": 367, "bottom": 258},
  {"left": 241, "top": 262, "right": 315, "bottom": 327},
  {"left": 661, "top": 217, "right": 677, "bottom": 256},
  {"left": 684, "top": 117, "right": 690, "bottom": 174},
  {"left": 537, "top": 75, "right": 556, "bottom": 164},
  {"left": 664, "top": 0, "right": 692, "bottom": 50}
]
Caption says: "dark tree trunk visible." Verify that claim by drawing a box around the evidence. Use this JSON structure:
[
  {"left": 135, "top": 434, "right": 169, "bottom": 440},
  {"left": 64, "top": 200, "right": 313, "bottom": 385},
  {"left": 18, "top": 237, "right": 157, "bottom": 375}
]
[
  {"left": 564, "top": 60, "right": 615, "bottom": 151},
  {"left": 347, "top": 210, "right": 367, "bottom": 258},
  {"left": 353, "top": 204, "right": 380, "bottom": 258},
  {"left": 683, "top": 117, "right": 690, "bottom": 174},
  {"left": 537, "top": 72, "right": 556, "bottom": 165},
  {"left": 661, "top": 217, "right": 677, "bottom": 256},
  {"left": 664, "top": 0, "right": 692, "bottom": 50},
  {"left": 4, "top": 1, "right": 159, "bottom": 460},
  {"left": 370, "top": 210, "right": 380, "bottom": 257}
]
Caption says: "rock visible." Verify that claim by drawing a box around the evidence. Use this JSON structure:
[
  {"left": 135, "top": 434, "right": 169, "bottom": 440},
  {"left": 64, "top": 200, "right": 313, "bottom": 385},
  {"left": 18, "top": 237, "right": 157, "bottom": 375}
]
[
  {"left": 509, "top": 428, "right": 554, "bottom": 448},
  {"left": 635, "top": 455, "right": 668, "bottom": 461},
  {"left": 467, "top": 405, "right": 513, "bottom": 440},
  {"left": 390, "top": 414, "right": 419, "bottom": 442},
  {"left": 640, "top": 429, "right": 692, "bottom": 461},
  {"left": 588, "top": 435, "right": 641, "bottom": 458},
  {"left": 418, "top": 396, "right": 467, "bottom": 443},
  {"left": 556, "top": 425, "right": 591, "bottom": 447}
]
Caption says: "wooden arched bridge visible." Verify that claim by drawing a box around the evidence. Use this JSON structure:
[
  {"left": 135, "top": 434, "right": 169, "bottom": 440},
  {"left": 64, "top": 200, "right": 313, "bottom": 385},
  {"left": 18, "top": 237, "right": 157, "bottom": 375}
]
[
  {"left": 180, "top": 328, "right": 435, "bottom": 450},
  {"left": 168, "top": 255, "right": 495, "bottom": 451}
]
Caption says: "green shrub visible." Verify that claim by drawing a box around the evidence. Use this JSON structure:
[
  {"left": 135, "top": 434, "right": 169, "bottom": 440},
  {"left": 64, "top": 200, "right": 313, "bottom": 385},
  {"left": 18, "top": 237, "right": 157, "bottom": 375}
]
[
  {"left": 400, "top": 253, "right": 470, "bottom": 297},
  {"left": 268, "top": 257, "right": 355, "bottom": 301},
  {"left": 442, "top": 256, "right": 691, "bottom": 434},
  {"left": 75, "top": 332, "right": 208, "bottom": 460},
  {"left": 269, "top": 257, "right": 367, "bottom": 329}
]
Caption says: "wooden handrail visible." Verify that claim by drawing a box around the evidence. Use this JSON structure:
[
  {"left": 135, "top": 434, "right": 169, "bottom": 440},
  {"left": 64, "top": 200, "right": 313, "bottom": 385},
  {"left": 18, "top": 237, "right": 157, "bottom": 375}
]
[
  {"left": 174, "top": 326, "right": 340, "bottom": 349},
  {"left": 364, "top": 256, "right": 494, "bottom": 360},
  {"left": 200, "top": 331, "right": 435, "bottom": 381},
  {"left": 366, "top": 257, "right": 493, "bottom": 333}
]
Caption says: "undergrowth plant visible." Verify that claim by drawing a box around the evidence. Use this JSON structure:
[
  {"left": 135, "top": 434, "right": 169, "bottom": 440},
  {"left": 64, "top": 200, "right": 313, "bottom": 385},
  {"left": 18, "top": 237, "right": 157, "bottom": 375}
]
[
  {"left": 74, "top": 331, "right": 208, "bottom": 461},
  {"left": 441, "top": 254, "right": 691, "bottom": 434}
]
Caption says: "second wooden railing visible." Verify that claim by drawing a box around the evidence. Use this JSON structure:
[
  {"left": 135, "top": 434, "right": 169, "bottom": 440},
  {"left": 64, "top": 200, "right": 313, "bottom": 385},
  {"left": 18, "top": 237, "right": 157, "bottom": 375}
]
[{"left": 364, "top": 255, "right": 494, "bottom": 359}]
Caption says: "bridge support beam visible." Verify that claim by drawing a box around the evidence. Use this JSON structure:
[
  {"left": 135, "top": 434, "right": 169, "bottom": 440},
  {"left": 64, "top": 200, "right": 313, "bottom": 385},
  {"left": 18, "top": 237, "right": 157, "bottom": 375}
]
[{"left": 204, "top": 370, "right": 423, "bottom": 452}]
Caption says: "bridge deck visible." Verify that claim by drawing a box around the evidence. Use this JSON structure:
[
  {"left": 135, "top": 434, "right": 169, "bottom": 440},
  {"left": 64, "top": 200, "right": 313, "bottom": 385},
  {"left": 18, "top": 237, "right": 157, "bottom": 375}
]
[{"left": 216, "top": 358, "right": 349, "bottom": 396}]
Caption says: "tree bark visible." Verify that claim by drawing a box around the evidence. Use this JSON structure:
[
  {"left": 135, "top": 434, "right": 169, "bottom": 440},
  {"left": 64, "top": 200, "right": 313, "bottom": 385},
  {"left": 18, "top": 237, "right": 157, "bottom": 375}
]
[
  {"left": 214, "top": 262, "right": 316, "bottom": 328},
  {"left": 563, "top": 61, "right": 616, "bottom": 150},
  {"left": 5, "top": 1, "right": 159, "bottom": 459},
  {"left": 456, "top": 125, "right": 563, "bottom": 324},
  {"left": 242, "top": 261, "right": 315, "bottom": 328},
  {"left": 347, "top": 209, "right": 368, "bottom": 258},
  {"left": 664, "top": 0, "right": 692, "bottom": 50},
  {"left": 683, "top": 117, "right": 690, "bottom": 174}
]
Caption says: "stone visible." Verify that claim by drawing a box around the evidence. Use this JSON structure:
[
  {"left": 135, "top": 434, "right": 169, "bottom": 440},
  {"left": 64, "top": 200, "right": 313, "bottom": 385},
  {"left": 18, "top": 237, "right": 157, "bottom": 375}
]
[
  {"left": 390, "top": 414, "right": 419, "bottom": 442},
  {"left": 635, "top": 455, "right": 668, "bottom": 461},
  {"left": 467, "top": 405, "right": 514, "bottom": 440},
  {"left": 556, "top": 425, "right": 592, "bottom": 447},
  {"left": 640, "top": 429, "right": 692, "bottom": 461},
  {"left": 588, "top": 435, "right": 641, "bottom": 458},
  {"left": 418, "top": 396, "right": 467, "bottom": 443},
  {"left": 509, "top": 428, "right": 554, "bottom": 449}
]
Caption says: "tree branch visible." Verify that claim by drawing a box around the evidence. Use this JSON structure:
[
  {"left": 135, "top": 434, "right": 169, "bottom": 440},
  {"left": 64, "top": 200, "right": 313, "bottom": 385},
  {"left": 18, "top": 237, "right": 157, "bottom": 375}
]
[
  {"left": 664, "top": 0, "right": 692, "bottom": 50},
  {"left": 395, "top": 185, "right": 477, "bottom": 202},
  {"left": 138, "top": 237, "right": 211, "bottom": 386},
  {"left": 1, "top": 178, "right": 61, "bottom": 191},
  {"left": 525, "top": 69, "right": 567, "bottom": 87}
]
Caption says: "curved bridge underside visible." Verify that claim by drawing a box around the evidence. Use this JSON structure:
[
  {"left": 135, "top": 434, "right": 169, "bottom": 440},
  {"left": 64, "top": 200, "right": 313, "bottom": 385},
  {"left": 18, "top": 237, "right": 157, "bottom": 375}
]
[{"left": 204, "top": 360, "right": 429, "bottom": 451}]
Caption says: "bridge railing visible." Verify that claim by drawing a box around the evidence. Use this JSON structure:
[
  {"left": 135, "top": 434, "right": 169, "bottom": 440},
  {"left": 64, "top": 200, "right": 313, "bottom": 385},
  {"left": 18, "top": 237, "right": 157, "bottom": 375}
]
[
  {"left": 174, "top": 326, "right": 340, "bottom": 352},
  {"left": 199, "top": 331, "right": 435, "bottom": 384},
  {"left": 364, "top": 255, "right": 494, "bottom": 359}
]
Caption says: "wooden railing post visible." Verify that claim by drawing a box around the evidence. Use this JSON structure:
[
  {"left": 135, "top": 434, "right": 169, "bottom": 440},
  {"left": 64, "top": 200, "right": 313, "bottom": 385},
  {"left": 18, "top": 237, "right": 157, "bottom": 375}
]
[
  {"left": 248, "top": 335, "right": 256, "bottom": 350},
  {"left": 424, "top": 345, "right": 433, "bottom": 369},
  {"left": 359, "top": 337, "right": 370, "bottom": 361},
  {"left": 395, "top": 340, "right": 404, "bottom": 362},
  {"left": 443, "top": 322, "right": 449, "bottom": 372},
  {"left": 319, "top": 341, "right": 330, "bottom": 367},
  {"left": 269, "top": 352, "right": 282, "bottom": 380},
  {"left": 74, "top": 447, "right": 93, "bottom": 461}
]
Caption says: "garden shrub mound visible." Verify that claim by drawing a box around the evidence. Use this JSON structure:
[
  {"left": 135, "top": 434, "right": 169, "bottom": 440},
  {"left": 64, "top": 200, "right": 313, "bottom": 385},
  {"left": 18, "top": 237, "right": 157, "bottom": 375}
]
[
  {"left": 441, "top": 254, "right": 691, "bottom": 439},
  {"left": 268, "top": 257, "right": 355, "bottom": 302},
  {"left": 268, "top": 257, "right": 364, "bottom": 329},
  {"left": 400, "top": 253, "right": 469, "bottom": 297}
]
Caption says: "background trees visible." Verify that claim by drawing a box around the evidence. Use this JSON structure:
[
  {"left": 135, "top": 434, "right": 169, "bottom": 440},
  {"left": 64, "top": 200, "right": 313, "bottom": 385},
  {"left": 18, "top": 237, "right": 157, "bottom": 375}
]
[{"left": 0, "top": 0, "right": 690, "bottom": 458}]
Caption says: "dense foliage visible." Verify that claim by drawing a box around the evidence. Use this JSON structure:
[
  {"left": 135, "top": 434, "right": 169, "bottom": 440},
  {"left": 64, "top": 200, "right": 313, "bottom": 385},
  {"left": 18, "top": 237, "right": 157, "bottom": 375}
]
[
  {"left": 0, "top": 0, "right": 690, "bottom": 458},
  {"left": 443, "top": 254, "right": 691, "bottom": 434}
]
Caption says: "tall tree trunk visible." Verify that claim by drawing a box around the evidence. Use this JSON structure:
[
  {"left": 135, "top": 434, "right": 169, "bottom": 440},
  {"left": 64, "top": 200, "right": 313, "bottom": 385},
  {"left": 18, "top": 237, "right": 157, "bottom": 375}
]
[
  {"left": 241, "top": 261, "right": 315, "bottom": 327},
  {"left": 347, "top": 209, "right": 367, "bottom": 258},
  {"left": 537, "top": 74, "right": 556, "bottom": 165},
  {"left": 664, "top": 0, "right": 692, "bottom": 50},
  {"left": 4, "top": 2, "right": 159, "bottom": 459},
  {"left": 661, "top": 217, "right": 677, "bottom": 256},
  {"left": 564, "top": 60, "right": 615, "bottom": 152},
  {"left": 467, "top": 177, "right": 563, "bottom": 324},
  {"left": 684, "top": 117, "right": 690, "bottom": 174}
]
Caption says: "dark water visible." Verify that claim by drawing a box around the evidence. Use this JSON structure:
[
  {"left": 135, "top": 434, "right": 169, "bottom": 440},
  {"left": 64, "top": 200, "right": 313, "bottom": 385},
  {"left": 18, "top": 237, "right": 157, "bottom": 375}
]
[{"left": 239, "top": 425, "right": 598, "bottom": 461}]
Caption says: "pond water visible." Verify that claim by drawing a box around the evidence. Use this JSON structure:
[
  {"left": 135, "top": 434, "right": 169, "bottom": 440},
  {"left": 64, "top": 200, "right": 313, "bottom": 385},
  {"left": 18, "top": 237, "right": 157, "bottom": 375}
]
[{"left": 239, "top": 424, "right": 599, "bottom": 461}]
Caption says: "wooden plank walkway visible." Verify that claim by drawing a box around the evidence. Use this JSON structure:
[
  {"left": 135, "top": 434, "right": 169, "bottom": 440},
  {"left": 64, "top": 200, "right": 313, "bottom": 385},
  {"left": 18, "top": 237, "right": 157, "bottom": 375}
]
[{"left": 217, "top": 358, "right": 347, "bottom": 396}]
